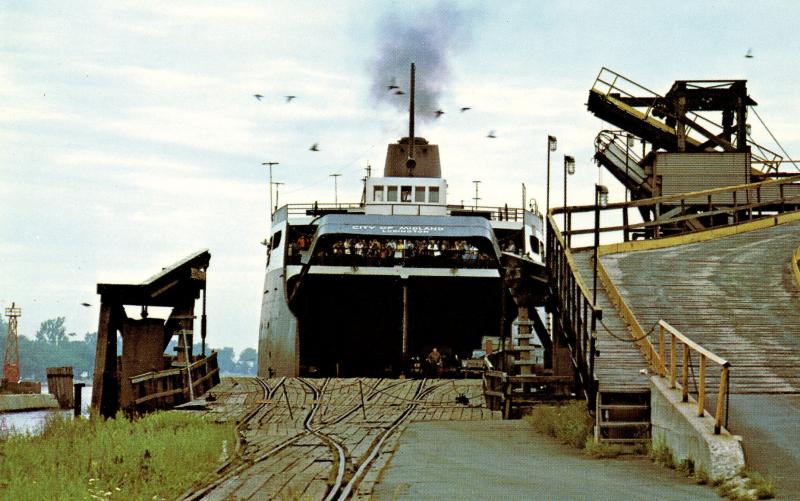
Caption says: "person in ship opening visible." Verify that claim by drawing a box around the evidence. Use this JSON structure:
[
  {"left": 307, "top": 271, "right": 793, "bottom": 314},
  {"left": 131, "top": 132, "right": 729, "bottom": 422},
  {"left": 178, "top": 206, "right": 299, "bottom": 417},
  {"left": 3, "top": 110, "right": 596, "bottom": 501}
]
[{"left": 427, "top": 347, "right": 443, "bottom": 377}]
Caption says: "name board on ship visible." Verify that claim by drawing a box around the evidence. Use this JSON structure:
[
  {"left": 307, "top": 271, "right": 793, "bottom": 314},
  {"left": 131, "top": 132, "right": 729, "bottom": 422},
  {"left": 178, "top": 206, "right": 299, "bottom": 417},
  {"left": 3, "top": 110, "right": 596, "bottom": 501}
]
[{"left": 350, "top": 225, "right": 446, "bottom": 235}]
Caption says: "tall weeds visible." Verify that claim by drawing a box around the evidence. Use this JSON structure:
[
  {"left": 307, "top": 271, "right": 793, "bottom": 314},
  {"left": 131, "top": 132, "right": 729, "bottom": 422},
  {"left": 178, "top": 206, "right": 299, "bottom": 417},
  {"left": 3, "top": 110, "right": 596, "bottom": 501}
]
[{"left": 0, "top": 411, "right": 234, "bottom": 500}]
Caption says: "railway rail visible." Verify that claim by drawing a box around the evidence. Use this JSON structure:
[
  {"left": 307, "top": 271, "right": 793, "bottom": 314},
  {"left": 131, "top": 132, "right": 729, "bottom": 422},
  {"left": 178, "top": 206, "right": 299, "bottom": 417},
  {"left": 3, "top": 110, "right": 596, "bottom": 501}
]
[{"left": 180, "top": 377, "right": 494, "bottom": 500}]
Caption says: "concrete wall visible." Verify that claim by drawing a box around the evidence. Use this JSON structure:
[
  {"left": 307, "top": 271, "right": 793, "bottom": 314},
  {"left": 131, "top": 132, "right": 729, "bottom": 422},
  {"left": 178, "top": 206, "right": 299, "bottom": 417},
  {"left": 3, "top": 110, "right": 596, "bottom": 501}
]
[
  {"left": 0, "top": 393, "right": 59, "bottom": 412},
  {"left": 650, "top": 376, "right": 745, "bottom": 480}
]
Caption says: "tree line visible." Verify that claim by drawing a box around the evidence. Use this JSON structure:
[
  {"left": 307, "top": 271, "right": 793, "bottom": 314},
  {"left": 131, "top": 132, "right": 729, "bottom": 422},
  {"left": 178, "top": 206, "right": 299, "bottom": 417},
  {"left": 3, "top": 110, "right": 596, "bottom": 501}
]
[{"left": 0, "top": 316, "right": 258, "bottom": 383}]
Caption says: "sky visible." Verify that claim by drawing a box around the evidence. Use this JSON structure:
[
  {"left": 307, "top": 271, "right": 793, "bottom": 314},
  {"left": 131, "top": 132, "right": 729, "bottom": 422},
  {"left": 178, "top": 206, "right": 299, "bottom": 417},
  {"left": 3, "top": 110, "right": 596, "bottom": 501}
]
[{"left": 3, "top": 1, "right": 800, "bottom": 355}]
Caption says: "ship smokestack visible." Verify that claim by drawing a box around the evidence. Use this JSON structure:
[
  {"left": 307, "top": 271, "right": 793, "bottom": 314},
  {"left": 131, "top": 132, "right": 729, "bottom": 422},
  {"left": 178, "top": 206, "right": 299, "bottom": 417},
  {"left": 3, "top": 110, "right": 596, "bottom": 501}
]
[{"left": 406, "top": 63, "right": 416, "bottom": 173}]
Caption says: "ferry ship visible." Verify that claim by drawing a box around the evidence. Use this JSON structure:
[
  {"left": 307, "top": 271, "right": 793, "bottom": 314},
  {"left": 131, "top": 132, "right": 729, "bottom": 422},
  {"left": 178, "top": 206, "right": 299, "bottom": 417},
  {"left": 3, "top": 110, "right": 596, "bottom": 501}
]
[{"left": 258, "top": 68, "right": 545, "bottom": 377}]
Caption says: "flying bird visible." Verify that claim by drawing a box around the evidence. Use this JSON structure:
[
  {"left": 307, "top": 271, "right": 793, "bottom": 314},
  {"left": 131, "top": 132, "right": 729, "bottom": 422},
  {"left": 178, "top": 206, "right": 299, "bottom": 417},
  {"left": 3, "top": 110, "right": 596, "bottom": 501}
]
[
  {"left": 253, "top": 94, "right": 264, "bottom": 101},
  {"left": 460, "top": 107, "right": 471, "bottom": 112},
  {"left": 387, "top": 78, "right": 399, "bottom": 91},
  {"left": 745, "top": 48, "right": 753, "bottom": 59},
  {"left": 285, "top": 95, "right": 296, "bottom": 103},
  {"left": 81, "top": 302, "right": 91, "bottom": 307},
  {"left": 486, "top": 130, "right": 497, "bottom": 139},
  {"left": 394, "top": 89, "right": 405, "bottom": 95},
  {"left": 310, "top": 143, "right": 320, "bottom": 152},
  {"left": 434, "top": 109, "right": 445, "bottom": 118}
]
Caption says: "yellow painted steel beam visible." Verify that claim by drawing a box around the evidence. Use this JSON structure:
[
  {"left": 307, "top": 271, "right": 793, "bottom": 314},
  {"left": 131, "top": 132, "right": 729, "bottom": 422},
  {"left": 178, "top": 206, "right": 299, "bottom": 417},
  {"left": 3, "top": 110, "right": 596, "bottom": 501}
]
[{"left": 598, "top": 210, "right": 800, "bottom": 257}]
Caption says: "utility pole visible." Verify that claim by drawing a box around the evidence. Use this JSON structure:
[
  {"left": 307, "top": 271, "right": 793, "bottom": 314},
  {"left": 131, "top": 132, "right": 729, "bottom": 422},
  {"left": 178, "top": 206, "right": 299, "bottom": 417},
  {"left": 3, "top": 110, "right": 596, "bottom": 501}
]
[
  {"left": 472, "top": 180, "right": 481, "bottom": 209},
  {"left": 262, "top": 161, "right": 279, "bottom": 221},
  {"left": 330, "top": 173, "right": 342, "bottom": 206},
  {"left": 272, "top": 182, "right": 284, "bottom": 212}
]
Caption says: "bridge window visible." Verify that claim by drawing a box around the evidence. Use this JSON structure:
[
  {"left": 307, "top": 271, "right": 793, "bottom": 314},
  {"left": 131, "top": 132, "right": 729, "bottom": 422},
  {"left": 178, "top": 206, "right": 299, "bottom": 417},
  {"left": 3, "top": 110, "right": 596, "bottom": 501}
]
[
  {"left": 401, "top": 186, "right": 412, "bottom": 202},
  {"left": 415, "top": 186, "right": 426, "bottom": 202},
  {"left": 271, "top": 231, "right": 282, "bottom": 250},
  {"left": 373, "top": 186, "right": 384, "bottom": 202},
  {"left": 387, "top": 186, "right": 398, "bottom": 202},
  {"left": 429, "top": 187, "right": 440, "bottom": 203},
  {"left": 312, "top": 236, "right": 497, "bottom": 269},
  {"left": 530, "top": 235, "right": 541, "bottom": 255}
]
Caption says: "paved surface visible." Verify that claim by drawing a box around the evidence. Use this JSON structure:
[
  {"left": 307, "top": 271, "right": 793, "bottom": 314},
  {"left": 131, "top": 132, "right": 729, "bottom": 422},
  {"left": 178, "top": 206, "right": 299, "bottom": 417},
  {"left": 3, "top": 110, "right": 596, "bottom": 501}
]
[
  {"left": 375, "top": 420, "right": 720, "bottom": 501},
  {"left": 728, "top": 395, "right": 800, "bottom": 498}
]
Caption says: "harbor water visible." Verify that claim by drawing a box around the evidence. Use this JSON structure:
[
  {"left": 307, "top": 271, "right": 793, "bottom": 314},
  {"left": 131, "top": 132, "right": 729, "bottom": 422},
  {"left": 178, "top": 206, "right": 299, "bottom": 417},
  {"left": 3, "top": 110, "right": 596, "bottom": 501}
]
[{"left": 0, "top": 385, "right": 92, "bottom": 436}]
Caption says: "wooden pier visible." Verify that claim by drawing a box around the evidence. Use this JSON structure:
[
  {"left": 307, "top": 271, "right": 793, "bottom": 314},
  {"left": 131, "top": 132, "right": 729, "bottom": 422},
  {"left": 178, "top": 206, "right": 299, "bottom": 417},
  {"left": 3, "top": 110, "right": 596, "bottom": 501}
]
[{"left": 181, "top": 377, "right": 498, "bottom": 500}]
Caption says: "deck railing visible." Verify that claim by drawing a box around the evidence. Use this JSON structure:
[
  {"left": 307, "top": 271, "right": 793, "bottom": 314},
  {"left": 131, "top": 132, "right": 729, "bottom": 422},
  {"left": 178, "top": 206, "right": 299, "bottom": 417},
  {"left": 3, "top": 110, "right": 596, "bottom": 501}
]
[
  {"left": 656, "top": 320, "right": 731, "bottom": 434},
  {"left": 283, "top": 202, "right": 530, "bottom": 222}
]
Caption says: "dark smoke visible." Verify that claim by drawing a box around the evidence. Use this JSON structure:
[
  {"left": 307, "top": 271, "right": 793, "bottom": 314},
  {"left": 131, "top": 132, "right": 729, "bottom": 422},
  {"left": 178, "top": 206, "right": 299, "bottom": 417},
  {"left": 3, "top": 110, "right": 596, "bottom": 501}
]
[{"left": 370, "top": 2, "right": 474, "bottom": 121}]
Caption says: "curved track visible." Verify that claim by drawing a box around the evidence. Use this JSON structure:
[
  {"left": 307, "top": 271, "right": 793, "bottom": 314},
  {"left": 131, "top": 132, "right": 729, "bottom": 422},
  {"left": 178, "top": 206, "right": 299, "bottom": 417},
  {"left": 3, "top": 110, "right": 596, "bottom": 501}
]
[{"left": 183, "top": 377, "right": 491, "bottom": 500}]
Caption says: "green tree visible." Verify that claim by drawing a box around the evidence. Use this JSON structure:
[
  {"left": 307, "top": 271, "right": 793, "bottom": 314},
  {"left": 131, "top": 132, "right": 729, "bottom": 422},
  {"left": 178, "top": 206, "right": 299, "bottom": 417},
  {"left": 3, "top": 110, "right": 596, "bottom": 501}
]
[
  {"left": 239, "top": 347, "right": 257, "bottom": 363},
  {"left": 36, "top": 317, "right": 68, "bottom": 346}
]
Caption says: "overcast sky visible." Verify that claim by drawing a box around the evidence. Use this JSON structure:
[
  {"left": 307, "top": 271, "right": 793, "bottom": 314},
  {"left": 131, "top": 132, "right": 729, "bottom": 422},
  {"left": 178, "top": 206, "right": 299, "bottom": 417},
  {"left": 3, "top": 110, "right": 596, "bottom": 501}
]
[{"left": 3, "top": 1, "right": 799, "bottom": 355}]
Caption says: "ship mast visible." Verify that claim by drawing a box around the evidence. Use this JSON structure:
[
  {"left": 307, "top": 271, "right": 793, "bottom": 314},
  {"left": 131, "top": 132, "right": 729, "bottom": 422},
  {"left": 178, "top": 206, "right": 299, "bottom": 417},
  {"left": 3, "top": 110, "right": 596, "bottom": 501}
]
[{"left": 406, "top": 63, "right": 416, "bottom": 174}]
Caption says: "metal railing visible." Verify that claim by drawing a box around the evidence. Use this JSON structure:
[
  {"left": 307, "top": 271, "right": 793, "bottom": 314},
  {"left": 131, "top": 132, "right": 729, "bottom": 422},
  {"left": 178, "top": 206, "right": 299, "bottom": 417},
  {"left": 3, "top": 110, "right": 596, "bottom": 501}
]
[
  {"left": 284, "top": 202, "right": 528, "bottom": 222},
  {"left": 555, "top": 174, "right": 800, "bottom": 245},
  {"left": 591, "top": 67, "right": 784, "bottom": 173},
  {"left": 546, "top": 213, "right": 601, "bottom": 405},
  {"left": 657, "top": 320, "right": 731, "bottom": 434}
]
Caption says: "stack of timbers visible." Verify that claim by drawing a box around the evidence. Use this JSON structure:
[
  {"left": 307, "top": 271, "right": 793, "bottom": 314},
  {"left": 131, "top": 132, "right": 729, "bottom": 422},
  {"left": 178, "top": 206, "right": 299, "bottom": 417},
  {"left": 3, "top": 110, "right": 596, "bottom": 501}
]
[
  {"left": 483, "top": 307, "right": 573, "bottom": 418},
  {"left": 46, "top": 366, "right": 74, "bottom": 409}
]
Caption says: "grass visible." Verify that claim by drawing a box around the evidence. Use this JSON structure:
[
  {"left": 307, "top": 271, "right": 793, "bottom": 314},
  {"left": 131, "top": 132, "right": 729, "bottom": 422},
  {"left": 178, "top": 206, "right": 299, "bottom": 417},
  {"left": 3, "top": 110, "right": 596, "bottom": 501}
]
[
  {"left": 524, "top": 401, "right": 593, "bottom": 449},
  {"left": 583, "top": 436, "right": 623, "bottom": 458},
  {"left": 0, "top": 411, "right": 235, "bottom": 501},
  {"left": 742, "top": 468, "right": 776, "bottom": 499},
  {"left": 649, "top": 440, "right": 776, "bottom": 500},
  {"left": 649, "top": 438, "right": 676, "bottom": 469}
]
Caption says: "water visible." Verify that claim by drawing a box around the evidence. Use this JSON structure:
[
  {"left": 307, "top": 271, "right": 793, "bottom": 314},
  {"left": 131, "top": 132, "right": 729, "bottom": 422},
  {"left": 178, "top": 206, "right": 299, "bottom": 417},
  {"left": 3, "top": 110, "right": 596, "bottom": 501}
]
[{"left": 0, "top": 385, "right": 92, "bottom": 436}]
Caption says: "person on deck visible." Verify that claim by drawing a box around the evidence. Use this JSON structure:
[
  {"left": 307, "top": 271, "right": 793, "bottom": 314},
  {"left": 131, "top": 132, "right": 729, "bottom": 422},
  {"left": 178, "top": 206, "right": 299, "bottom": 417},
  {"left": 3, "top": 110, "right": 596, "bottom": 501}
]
[{"left": 427, "top": 347, "right": 443, "bottom": 377}]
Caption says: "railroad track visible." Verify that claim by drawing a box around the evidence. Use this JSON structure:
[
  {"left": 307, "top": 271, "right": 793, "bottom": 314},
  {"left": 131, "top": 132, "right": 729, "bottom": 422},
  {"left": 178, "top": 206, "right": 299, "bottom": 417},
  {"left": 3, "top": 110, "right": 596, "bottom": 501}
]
[{"left": 182, "top": 377, "right": 486, "bottom": 500}]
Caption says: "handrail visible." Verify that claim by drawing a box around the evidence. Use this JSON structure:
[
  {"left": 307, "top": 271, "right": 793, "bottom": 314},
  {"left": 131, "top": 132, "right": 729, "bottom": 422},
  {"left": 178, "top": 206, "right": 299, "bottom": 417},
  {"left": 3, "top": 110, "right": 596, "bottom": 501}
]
[
  {"left": 595, "top": 233, "right": 732, "bottom": 434},
  {"left": 284, "top": 202, "right": 528, "bottom": 222},
  {"left": 546, "top": 213, "right": 602, "bottom": 405},
  {"left": 656, "top": 320, "right": 730, "bottom": 434},
  {"left": 553, "top": 174, "right": 800, "bottom": 244},
  {"left": 592, "top": 67, "right": 784, "bottom": 171}
]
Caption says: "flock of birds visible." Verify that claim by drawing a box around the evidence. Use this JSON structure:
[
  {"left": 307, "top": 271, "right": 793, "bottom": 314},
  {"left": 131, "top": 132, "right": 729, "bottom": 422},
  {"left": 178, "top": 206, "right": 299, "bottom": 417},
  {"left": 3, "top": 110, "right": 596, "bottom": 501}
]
[
  {"left": 252, "top": 76, "right": 498, "bottom": 153},
  {"left": 250, "top": 50, "right": 758, "bottom": 151}
]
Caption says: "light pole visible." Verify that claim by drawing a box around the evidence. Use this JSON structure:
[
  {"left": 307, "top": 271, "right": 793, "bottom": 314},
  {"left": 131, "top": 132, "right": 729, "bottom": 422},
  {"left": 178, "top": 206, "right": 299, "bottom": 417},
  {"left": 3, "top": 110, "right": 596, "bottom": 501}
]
[
  {"left": 624, "top": 133, "right": 634, "bottom": 202},
  {"left": 589, "top": 183, "right": 608, "bottom": 407},
  {"left": 563, "top": 155, "right": 575, "bottom": 239},
  {"left": 592, "top": 184, "right": 609, "bottom": 306},
  {"left": 330, "top": 173, "right": 341, "bottom": 206},
  {"left": 472, "top": 180, "right": 481, "bottom": 209},
  {"left": 262, "top": 161, "right": 279, "bottom": 221},
  {"left": 545, "top": 135, "right": 557, "bottom": 218}
]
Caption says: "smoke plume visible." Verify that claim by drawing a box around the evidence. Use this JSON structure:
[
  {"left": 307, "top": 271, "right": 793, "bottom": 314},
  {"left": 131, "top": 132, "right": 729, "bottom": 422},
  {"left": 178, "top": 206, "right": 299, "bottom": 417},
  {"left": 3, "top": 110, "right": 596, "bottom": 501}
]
[{"left": 370, "top": 2, "right": 474, "bottom": 122}]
